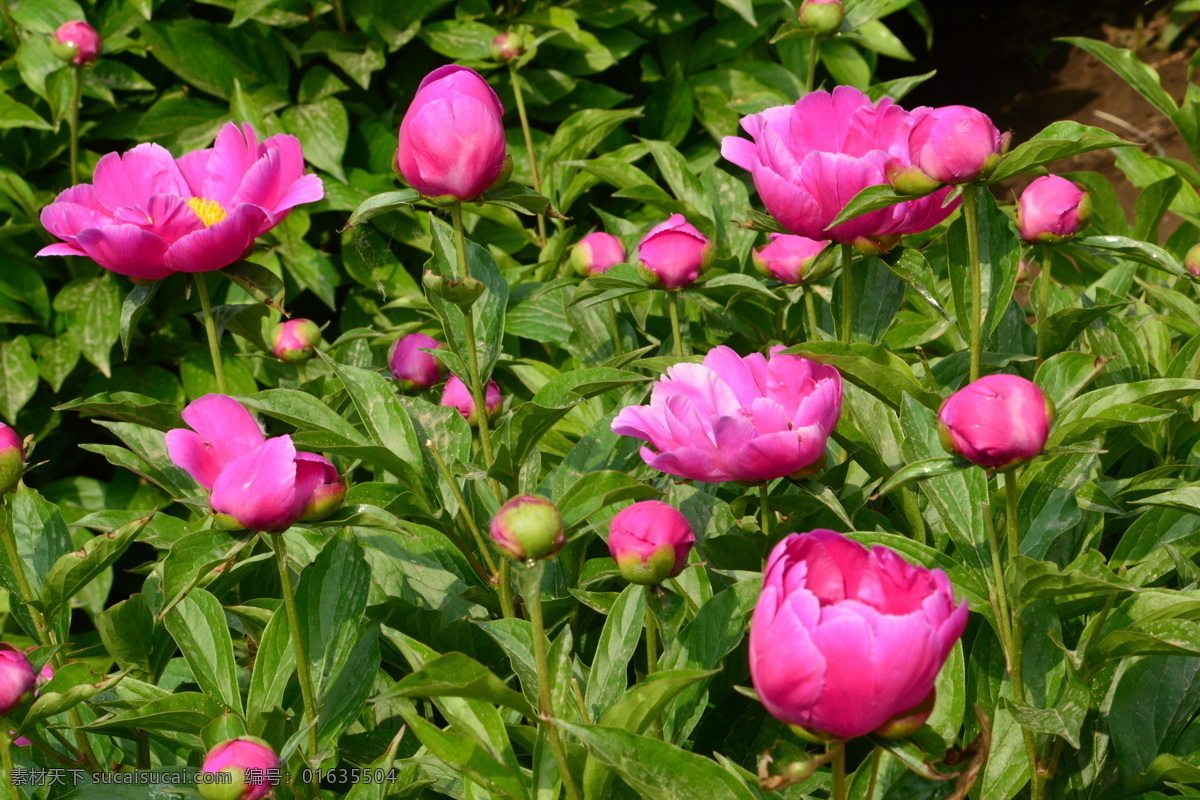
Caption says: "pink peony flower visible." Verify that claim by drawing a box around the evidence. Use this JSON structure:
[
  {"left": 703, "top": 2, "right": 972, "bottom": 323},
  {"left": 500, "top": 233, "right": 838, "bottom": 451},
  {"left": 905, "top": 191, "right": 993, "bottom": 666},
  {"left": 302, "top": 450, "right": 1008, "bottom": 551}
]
[
  {"left": 441, "top": 375, "right": 502, "bottom": 426},
  {"left": 0, "top": 645, "right": 36, "bottom": 715},
  {"left": 38, "top": 123, "right": 324, "bottom": 281},
  {"left": 612, "top": 345, "right": 842, "bottom": 483},
  {"left": 53, "top": 21, "right": 101, "bottom": 65},
  {"left": 199, "top": 738, "right": 280, "bottom": 800},
  {"left": 1017, "top": 175, "right": 1090, "bottom": 244},
  {"left": 608, "top": 500, "right": 695, "bottom": 585},
  {"left": 721, "top": 87, "right": 959, "bottom": 252},
  {"left": 938, "top": 374, "right": 1054, "bottom": 471},
  {"left": 750, "top": 530, "right": 967, "bottom": 740},
  {"left": 570, "top": 231, "right": 627, "bottom": 277},
  {"left": 637, "top": 214, "right": 713, "bottom": 290},
  {"left": 389, "top": 333, "right": 444, "bottom": 389},
  {"left": 166, "top": 394, "right": 344, "bottom": 531},
  {"left": 753, "top": 233, "right": 828, "bottom": 285},
  {"left": 396, "top": 66, "right": 508, "bottom": 201},
  {"left": 0, "top": 423, "right": 24, "bottom": 495},
  {"left": 905, "top": 105, "right": 1008, "bottom": 185}
]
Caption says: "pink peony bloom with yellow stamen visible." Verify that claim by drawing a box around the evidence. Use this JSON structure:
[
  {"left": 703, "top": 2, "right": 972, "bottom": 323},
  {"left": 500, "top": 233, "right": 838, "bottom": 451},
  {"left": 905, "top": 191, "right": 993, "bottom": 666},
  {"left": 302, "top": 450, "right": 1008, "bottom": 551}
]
[{"left": 37, "top": 123, "right": 323, "bottom": 282}]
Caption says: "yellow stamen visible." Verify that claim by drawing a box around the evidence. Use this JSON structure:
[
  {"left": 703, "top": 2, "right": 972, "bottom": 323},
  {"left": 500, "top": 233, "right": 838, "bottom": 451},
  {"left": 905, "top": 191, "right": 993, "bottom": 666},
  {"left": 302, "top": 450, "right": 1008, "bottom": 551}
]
[{"left": 187, "top": 197, "right": 227, "bottom": 227}]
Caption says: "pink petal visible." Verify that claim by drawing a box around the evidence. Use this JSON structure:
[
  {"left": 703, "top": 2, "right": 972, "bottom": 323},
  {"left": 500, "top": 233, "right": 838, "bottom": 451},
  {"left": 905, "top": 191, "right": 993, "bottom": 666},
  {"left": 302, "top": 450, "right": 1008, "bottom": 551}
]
[
  {"left": 163, "top": 205, "right": 267, "bottom": 272},
  {"left": 750, "top": 590, "right": 828, "bottom": 726},
  {"left": 165, "top": 429, "right": 224, "bottom": 491},
  {"left": 41, "top": 199, "right": 112, "bottom": 244},
  {"left": 233, "top": 135, "right": 323, "bottom": 218},
  {"left": 37, "top": 242, "right": 87, "bottom": 258},
  {"left": 210, "top": 436, "right": 301, "bottom": 532},
  {"left": 720, "top": 136, "right": 757, "bottom": 171},
  {"left": 75, "top": 224, "right": 172, "bottom": 281},
  {"left": 180, "top": 394, "right": 266, "bottom": 469},
  {"left": 92, "top": 144, "right": 189, "bottom": 212}
]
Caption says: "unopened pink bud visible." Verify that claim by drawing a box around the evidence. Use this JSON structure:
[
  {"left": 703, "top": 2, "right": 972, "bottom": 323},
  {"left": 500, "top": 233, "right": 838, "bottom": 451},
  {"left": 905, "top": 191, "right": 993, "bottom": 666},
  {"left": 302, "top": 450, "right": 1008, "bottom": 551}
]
[
  {"left": 198, "top": 738, "right": 279, "bottom": 800},
  {"left": 1017, "top": 175, "right": 1090, "bottom": 244},
  {"left": 270, "top": 318, "right": 321, "bottom": 364},
  {"left": 389, "top": 333, "right": 444, "bottom": 390},
  {"left": 0, "top": 424, "right": 24, "bottom": 495},
  {"left": 752, "top": 234, "right": 827, "bottom": 285},
  {"left": 53, "top": 21, "right": 101, "bottom": 65},
  {"left": 907, "top": 105, "right": 1007, "bottom": 185},
  {"left": 938, "top": 374, "right": 1054, "bottom": 471},
  {"left": 0, "top": 645, "right": 36, "bottom": 715},
  {"left": 570, "top": 232, "right": 627, "bottom": 277},
  {"left": 441, "top": 375, "right": 501, "bottom": 427},
  {"left": 491, "top": 495, "right": 565, "bottom": 561},
  {"left": 491, "top": 32, "right": 525, "bottom": 63},
  {"left": 637, "top": 214, "right": 713, "bottom": 290},
  {"left": 608, "top": 501, "right": 695, "bottom": 585}
]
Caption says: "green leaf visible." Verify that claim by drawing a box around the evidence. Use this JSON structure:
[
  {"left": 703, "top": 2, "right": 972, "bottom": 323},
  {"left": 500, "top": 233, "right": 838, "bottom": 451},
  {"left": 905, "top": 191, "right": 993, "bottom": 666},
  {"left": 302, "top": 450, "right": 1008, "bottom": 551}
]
[
  {"left": 1070, "top": 235, "right": 1189, "bottom": 278},
  {"left": 1110, "top": 657, "right": 1200, "bottom": 781},
  {"left": 342, "top": 189, "right": 421, "bottom": 230},
  {"left": 988, "top": 121, "right": 1133, "bottom": 182},
  {"left": 875, "top": 457, "right": 970, "bottom": 497},
  {"left": 282, "top": 97, "right": 349, "bottom": 182},
  {"left": 884, "top": 248, "right": 949, "bottom": 319},
  {"left": 1007, "top": 551, "right": 1136, "bottom": 611},
  {"left": 87, "top": 692, "right": 227, "bottom": 736},
  {"left": 294, "top": 536, "right": 372, "bottom": 699},
  {"left": 560, "top": 720, "right": 757, "bottom": 800},
  {"left": 1057, "top": 37, "right": 1178, "bottom": 117},
  {"left": 19, "top": 664, "right": 128, "bottom": 729},
  {"left": 246, "top": 606, "right": 296, "bottom": 731},
  {"left": 0, "top": 335, "right": 38, "bottom": 424},
  {"left": 782, "top": 341, "right": 943, "bottom": 410},
  {"left": 0, "top": 92, "right": 53, "bottom": 130},
  {"left": 480, "top": 182, "right": 569, "bottom": 220},
  {"left": 119, "top": 282, "right": 160, "bottom": 360},
  {"left": 164, "top": 588, "right": 243, "bottom": 714},
  {"left": 585, "top": 584, "right": 646, "bottom": 722},
  {"left": 377, "top": 652, "right": 535, "bottom": 718},
  {"left": 828, "top": 184, "right": 934, "bottom": 229},
  {"left": 947, "top": 185, "right": 1020, "bottom": 344},
  {"left": 40, "top": 514, "right": 152, "bottom": 621},
  {"left": 221, "top": 260, "right": 286, "bottom": 311},
  {"left": 398, "top": 707, "right": 531, "bottom": 800}
]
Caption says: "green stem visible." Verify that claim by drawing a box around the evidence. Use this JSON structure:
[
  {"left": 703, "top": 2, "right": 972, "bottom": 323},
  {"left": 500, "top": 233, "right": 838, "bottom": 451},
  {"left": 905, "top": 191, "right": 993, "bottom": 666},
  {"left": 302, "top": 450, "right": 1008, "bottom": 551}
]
[
  {"left": 607, "top": 300, "right": 624, "bottom": 357},
  {"left": 521, "top": 563, "right": 583, "bottom": 800},
  {"left": 295, "top": 362, "right": 308, "bottom": 386},
  {"left": 67, "top": 65, "right": 82, "bottom": 185},
  {"left": 865, "top": 748, "right": 883, "bottom": 800},
  {"left": 508, "top": 63, "right": 546, "bottom": 245},
  {"left": 450, "top": 204, "right": 501, "bottom": 500},
  {"left": 0, "top": 508, "right": 99, "bottom": 771},
  {"left": 136, "top": 730, "right": 150, "bottom": 770},
  {"left": 759, "top": 482, "right": 772, "bottom": 539},
  {"left": 830, "top": 741, "right": 846, "bottom": 800},
  {"left": 963, "top": 187, "right": 983, "bottom": 382},
  {"left": 1000, "top": 472, "right": 1040, "bottom": 797},
  {"left": 644, "top": 598, "right": 658, "bottom": 676},
  {"left": 273, "top": 538, "right": 321, "bottom": 798},
  {"left": 804, "top": 36, "right": 820, "bottom": 93},
  {"left": 982, "top": 502, "right": 1014, "bottom": 655},
  {"left": 0, "top": 727, "right": 17, "bottom": 800},
  {"left": 840, "top": 244, "right": 854, "bottom": 344},
  {"left": 667, "top": 291, "right": 684, "bottom": 358},
  {"left": 331, "top": 0, "right": 347, "bottom": 33},
  {"left": 804, "top": 287, "right": 818, "bottom": 341},
  {"left": 194, "top": 273, "right": 227, "bottom": 394},
  {"left": 1036, "top": 244, "right": 1052, "bottom": 362},
  {"left": 498, "top": 561, "right": 514, "bottom": 621}
]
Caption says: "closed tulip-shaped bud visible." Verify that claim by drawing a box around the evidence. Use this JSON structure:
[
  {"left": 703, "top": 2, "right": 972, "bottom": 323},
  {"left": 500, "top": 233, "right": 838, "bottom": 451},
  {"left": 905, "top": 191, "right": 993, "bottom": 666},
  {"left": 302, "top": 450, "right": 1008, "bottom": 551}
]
[
  {"left": 1187, "top": 243, "right": 1200, "bottom": 279},
  {"left": 270, "top": 319, "right": 321, "bottom": 364},
  {"left": 295, "top": 453, "right": 346, "bottom": 523},
  {"left": 637, "top": 215, "right": 713, "bottom": 290},
  {"left": 441, "top": 375, "right": 501, "bottom": 427},
  {"left": 0, "top": 646, "right": 37, "bottom": 715},
  {"left": 753, "top": 234, "right": 827, "bottom": 285},
  {"left": 397, "top": 66, "right": 507, "bottom": 201},
  {"left": 491, "top": 32, "right": 525, "bottom": 63},
  {"left": 750, "top": 531, "right": 967, "bottom": 740},
  {"left": 938, "top": 374, "right": 1054, "bottom": 471},
  {"left": 198, "top": 737, "right": 280, "bottom": 800},
  {"left": 570, "top": 232, "right": 627, "bottom": 277},
  {"left": 389, "top": 333, "right": 444, "bottom": 390},
  {"left": 0, "top": 424, "right": 24, "bottom": 495},
  {"left": 491, "top": 495, "right": 565, "bottom": 561},
  {"left": 1017, "top": 175, "right": 1091, "bottom": 244},
  {"left": 907, "top": 106, "right": 1008, "bottom": 185},
  {"left": 52, "top": 21, "right": 101, "bottom": 64},
  {"left": 798, "top": 0, "right": 844, "bottom": 34},
  {"left": 608, "top": 501, "right": 696, "bottom": 585}
]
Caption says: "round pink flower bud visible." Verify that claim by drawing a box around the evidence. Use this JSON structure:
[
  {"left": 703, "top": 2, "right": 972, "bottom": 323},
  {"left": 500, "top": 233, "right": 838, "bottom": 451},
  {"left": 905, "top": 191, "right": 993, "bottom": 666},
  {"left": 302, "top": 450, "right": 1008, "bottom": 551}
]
[
  {"left": 570, "top": 232, "right": 627, "bottom": 277},
  {"left": 0, "top": 424, "right": 24, "bottom": 495},
  {"left": 907, "top": 105, "right": 1008, "bottom": 185},
  {"left": 608, "top": 501, "right": 695, "bottom": 585},
  {"left": 1017, "top": 175, "right": 1091, "bottom": 244},
  {"left": 52, "top": 21, "right": 101, "bottom": 65},
  {"left": 490, "top": 495, "right": 565, "bottom": 561},
  {"left": 752, "top": 234, "right": 828, "bottom": 285},
  {"left": 0, "top": 646, "right": 37, "bottom": 716},
  {"left": 441, "top": 375, "right": 502, "bottom": 427},
  {"left": 396, "top": 66, "right": 507, "bottom": 201},
  {"left": 12, "top": 661, "right": 53, "bottom": 747},
  {"left": 938, "top": 374, "right": 1055, "bottom": 471},
  {"left": 1187, "top": 243, "right": 1200, "bottom": 279},
  {"left": 750, "top": 531, "right": 967, "bottom": 740},
  {"left": 637, "top": 214, "right": 714, "bottom": 290},
  {"left": 270, "top": 319, "right": 321, "bottom": 364},
  {"left": 389, "top": 333, "right": 444, "bottom": 390},
  {"left": 198, "top": 737, "right": 279, "bottom": 800},
  {"left": 295, "top": 453, "right": 346, "bottom": 523},
  {"left": 798, "top": 0, "right": 844, "bottom": 34},
  {"left": 491, "top": 32, "right": 525, "bottom": 63}
]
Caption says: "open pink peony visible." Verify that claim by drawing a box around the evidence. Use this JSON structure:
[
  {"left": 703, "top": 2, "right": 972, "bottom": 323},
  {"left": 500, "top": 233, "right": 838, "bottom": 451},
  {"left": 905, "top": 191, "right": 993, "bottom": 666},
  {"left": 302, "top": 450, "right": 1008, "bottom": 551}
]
[
  {"left": 750, "top": 530, "right": 967, "bottom": 740},
  {"left": 38, "top": 123, "right": 324, "bottom": 281},
  {"left": 721, "top": 87, "right": 959, "bottom": 252},
  {"left": 612, "top": 345, "right": 842, "bottom": 483}
]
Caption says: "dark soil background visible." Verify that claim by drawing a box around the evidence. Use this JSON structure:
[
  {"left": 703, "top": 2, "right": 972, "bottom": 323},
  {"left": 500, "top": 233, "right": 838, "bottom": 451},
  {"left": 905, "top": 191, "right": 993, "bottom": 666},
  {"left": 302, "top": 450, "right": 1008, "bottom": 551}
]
[{"left": 892, "top": 0, "right": 1195, "bottom": 218}]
